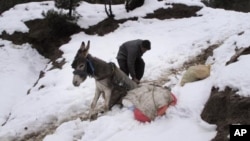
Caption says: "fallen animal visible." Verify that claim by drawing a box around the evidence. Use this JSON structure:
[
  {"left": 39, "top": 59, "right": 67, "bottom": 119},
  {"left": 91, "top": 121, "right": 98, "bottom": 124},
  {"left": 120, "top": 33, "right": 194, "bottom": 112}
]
[
  {"left": 123, "top": 83, "right": 177, "bottom": 122},
  {"left": 180, "top": 64, "right": 211, "bottom": 86}
]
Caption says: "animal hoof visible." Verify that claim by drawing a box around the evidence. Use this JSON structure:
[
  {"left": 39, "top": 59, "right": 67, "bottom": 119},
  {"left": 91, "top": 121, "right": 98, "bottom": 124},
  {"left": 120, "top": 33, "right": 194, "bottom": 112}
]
[
  {"left": 89, "top": 113, "right": 98, "bottom": 121},
  {"left": 80, "top": 116, "right": 88, "bottom": 121}
]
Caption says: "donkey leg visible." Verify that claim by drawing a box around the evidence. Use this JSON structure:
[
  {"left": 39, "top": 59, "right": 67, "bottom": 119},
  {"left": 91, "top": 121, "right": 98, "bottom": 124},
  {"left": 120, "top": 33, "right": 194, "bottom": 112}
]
[
  {"left": 89, "top": 89, "right": 101, "bottom": 120},
  {"left": 103, "top": 89, "right": 112, "bottom": 112}
]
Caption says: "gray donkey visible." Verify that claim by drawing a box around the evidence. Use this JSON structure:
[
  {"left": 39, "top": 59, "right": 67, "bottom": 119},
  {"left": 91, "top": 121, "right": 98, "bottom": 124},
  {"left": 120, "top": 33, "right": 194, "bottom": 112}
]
[{"left": 72, "top": 41, "right": 137, "bottom": 119}]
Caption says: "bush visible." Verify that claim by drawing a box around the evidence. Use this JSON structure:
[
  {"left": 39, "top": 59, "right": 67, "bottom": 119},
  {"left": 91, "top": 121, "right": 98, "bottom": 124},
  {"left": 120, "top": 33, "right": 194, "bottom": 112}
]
[
  {"left": 42, "top": 10, "right": 80, "bottom": 37},
  {"left": 55, "top": 0, "right": 81, "bottom": 9},
  {"left": 55, "top": 0, "right": 82, "bottom": 17}
]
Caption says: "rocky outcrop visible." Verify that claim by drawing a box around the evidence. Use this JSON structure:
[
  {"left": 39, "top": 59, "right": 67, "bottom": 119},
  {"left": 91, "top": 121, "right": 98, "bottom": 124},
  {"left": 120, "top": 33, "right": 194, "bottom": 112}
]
[{"left": 201, "top": 87, "right": 250, "bottom": 141}]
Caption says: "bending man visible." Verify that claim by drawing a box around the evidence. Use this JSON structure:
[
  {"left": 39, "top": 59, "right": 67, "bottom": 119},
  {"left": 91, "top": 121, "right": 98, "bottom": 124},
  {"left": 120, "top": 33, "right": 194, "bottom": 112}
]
[{"left": 116, "top": 39, "right": 151, "bottom": 84}]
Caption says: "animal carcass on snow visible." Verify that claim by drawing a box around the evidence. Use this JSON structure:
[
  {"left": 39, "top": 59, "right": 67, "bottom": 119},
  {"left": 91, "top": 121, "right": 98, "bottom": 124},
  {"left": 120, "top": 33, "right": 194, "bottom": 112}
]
[{"left": 180, "top": 64, "right": 211, "bottom": 86}]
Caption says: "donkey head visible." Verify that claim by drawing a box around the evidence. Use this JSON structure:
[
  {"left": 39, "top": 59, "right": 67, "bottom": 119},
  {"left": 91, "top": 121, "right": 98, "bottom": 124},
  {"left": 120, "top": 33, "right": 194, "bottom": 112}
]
[{"left": 71, "top": 41, "right": 90, "bottom": 86}]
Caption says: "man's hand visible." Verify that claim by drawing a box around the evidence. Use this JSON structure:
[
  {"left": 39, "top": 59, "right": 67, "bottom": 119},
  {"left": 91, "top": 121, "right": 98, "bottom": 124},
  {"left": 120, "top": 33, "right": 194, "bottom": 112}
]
[{"left": 132, "top": 78, "right": 140, "bottom": 84}]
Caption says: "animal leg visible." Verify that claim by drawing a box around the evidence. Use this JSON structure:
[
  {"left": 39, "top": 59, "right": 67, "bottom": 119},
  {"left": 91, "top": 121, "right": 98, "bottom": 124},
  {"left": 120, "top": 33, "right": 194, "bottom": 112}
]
[
  {"left": 89, "top": 89, "right": 101, "bottom": 120},
  {"left": 109, "top": 87, "right": 127, "bottom": 109},
  {"left": 103, "top": 89, "right": 112, "bottom": 112}
]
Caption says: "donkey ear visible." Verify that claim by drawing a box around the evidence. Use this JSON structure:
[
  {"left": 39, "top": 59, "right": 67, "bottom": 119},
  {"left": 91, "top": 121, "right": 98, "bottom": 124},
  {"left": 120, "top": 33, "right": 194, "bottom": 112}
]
[
  {"left": 83, "top": 40, "right": 90, "bottom": 57},
  {"left": 80, "top": 41, "right": 86, "bottom": 51},
  {"left": 86, "top": 40, "right": 90, "bottom": 50}
]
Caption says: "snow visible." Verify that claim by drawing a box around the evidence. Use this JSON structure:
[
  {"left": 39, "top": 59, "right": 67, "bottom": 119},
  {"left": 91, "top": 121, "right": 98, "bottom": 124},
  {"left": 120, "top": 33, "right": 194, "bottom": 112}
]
[
  {"left": 0, "top": 1, "right": 55, "bottom": 34},
  {"left": 0, "top": 0, "right": 250, "bottom": 141},
  {"left": 0, "top": 40, "right": 48, "bottom": 126}
]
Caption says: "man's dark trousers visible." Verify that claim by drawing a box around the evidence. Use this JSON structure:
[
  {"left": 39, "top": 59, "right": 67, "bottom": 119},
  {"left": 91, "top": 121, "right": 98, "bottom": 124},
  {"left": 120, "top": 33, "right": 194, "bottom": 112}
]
[{"left": 117, "top": 58, "right": 145, "bottom": 80}]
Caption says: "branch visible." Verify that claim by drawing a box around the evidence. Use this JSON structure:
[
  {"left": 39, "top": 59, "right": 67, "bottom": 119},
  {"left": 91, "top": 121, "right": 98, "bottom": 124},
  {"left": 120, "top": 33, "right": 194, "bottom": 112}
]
[{"left": 226, "top": 47, "right": 249, "bottom": 65}]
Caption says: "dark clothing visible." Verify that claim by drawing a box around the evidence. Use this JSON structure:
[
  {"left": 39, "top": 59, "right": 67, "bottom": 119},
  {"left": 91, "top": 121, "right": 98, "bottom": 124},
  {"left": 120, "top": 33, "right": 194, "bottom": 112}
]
[
  {"left": 117, "top": 58, "right": 145, "bottom": 80},
  {"left": 116, "top": 39, "right": 145, "bottom": 80}
]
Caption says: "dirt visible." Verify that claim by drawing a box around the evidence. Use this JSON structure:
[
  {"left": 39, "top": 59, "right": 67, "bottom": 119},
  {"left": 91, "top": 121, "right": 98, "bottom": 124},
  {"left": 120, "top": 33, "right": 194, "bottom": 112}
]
[
  {"left": 82, "top": 17, "right": 138, "bottom": 36},
  {"left": 0, "top": 19, "right": 77, "bottom": 66},
  {"left": 1, "top": 2, "right": 250, "bottom": 141},
  {"left": 145, "top": 3, "right": 202, "bottom": 19},
  {"left": 201, "top": 87, "right": 250, "bottom": 141}
]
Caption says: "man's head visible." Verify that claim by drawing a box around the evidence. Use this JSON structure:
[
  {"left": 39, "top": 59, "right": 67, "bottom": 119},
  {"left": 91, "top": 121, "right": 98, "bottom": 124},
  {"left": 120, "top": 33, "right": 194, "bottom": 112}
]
[{"left": 141, "top": 40, "right": 151, "bottom": 53}]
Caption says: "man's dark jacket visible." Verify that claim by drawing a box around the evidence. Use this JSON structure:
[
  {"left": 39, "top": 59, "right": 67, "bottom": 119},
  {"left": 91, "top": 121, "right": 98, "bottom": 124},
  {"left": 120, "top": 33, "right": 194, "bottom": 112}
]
[{"left": 116, "top": 39, "right": 144, "bottom": 79}]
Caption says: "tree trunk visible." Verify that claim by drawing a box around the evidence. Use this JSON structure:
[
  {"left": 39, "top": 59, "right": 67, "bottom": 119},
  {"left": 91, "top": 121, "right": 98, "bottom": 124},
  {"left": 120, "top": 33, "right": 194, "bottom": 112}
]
[{"left": 68, "top": 0, "right": 73, "bottom": 17}]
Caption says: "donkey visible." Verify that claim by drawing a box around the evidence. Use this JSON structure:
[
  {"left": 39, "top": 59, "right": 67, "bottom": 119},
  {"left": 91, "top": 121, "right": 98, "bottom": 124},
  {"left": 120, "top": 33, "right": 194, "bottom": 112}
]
[{"left": 71, "top": 41, "right": 137, "bottom": 119}]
